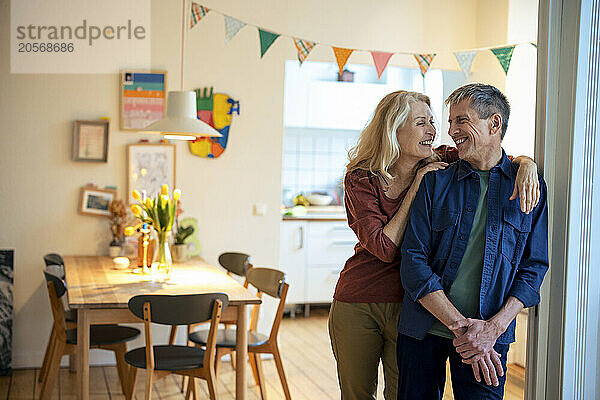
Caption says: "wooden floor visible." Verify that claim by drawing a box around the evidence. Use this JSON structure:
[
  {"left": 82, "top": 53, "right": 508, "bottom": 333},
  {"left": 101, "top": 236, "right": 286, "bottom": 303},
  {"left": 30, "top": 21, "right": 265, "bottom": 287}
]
[{"left": 1, "top": 307, "right": 524, "bottom": 399}]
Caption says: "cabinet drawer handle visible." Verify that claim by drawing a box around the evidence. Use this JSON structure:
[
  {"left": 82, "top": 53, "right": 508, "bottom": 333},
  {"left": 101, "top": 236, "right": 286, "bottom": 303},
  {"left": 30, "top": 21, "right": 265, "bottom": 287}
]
[
  {"left": 331, "top": 241, "right": 355, "bottom": 246},
  {"left": 297, "top": 226, "right": 304, "bottom": 250}
]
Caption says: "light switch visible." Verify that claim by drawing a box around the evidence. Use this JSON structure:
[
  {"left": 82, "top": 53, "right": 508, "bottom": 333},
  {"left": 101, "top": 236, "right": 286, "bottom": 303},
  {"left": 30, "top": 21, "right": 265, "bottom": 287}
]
[{"left": 253, "top": 203, "right": 267, "bottom": 216}]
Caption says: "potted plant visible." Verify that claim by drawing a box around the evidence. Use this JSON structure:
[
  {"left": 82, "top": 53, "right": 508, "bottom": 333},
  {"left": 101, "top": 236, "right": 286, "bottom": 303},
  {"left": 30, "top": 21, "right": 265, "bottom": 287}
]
[
  {"left": 172, "top": 200, "right": 195, "bottom": 262},
  {"left": 108, "top": 199, "right": 126, "bottom": 257}
]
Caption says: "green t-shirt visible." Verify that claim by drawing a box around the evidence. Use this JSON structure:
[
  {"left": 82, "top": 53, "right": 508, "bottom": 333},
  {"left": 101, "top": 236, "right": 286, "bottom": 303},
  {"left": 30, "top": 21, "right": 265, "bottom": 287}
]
[{"left": 428, "top": 170, "right": 489, "bottom": 339}]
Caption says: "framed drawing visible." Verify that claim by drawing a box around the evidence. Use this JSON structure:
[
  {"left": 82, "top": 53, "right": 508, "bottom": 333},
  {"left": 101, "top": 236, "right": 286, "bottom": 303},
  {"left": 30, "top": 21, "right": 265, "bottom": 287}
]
[
  {"left": 127, "top": 143, "right": 176, "bottom": 204},
  {"left": 72, "top": 120, "right": 110, "bottom": 162},
  {"left": 79, "top": 187, "right": 116, "bottom": 217},
  {"left": 120, "top": 70, "right": 168, "bottom": 131}
]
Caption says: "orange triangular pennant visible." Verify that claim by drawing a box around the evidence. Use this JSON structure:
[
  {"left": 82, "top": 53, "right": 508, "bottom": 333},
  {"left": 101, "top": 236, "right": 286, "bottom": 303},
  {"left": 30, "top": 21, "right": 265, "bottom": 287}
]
[
  {"left": 414, "top": 53, "right": 436, "bottom": 77},
  {"left": 371, "top": 51, "right": 393, "bottom": 79},
  {"left": 332, "top": 47, "right": 354, "bottom": 75}
]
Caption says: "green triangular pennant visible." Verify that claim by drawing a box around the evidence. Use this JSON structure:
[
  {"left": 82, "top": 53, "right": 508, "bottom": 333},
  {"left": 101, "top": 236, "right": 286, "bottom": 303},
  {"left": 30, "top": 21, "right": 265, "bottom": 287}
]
[
  {"left": 491, "top": 46, "right": 516, "bottom": 75},
  {"left": 258, "top": 29, "right": 280, "bottom": 58}
]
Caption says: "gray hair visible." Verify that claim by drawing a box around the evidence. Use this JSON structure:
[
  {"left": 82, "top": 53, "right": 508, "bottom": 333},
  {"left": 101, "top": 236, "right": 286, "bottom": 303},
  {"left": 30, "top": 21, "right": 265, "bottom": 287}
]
[{"left": 445, "top": 83, "right": 510, "bottom": 139}]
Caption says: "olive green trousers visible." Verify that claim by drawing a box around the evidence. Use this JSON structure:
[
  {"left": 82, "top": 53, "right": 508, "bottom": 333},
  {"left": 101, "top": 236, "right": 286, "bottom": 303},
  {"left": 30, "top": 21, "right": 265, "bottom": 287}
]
[{"left": 328, "top": 300, "right": 402, "bottom": 400}]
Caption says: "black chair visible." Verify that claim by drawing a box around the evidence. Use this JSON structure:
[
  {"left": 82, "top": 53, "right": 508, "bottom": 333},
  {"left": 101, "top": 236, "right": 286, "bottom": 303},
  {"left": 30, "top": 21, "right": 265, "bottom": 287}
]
[
  {"left": 167, "top": 251, "right": 252, "bottom": 383},
  {"left": 124, "top": 293, "right": 229, "bottom": 400},
  {"left": 189, "top": 267, "right": 291, "bottom": 400},
  {"left": 40, "top": 271, "right": 140, "bottom": 400}
]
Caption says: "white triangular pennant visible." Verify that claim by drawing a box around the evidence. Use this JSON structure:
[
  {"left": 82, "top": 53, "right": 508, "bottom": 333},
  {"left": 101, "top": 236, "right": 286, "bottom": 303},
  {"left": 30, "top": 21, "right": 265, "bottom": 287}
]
[
  {"left": 454, "top": 51, "right": 477, "bottom": 78},
  {"left": 224, "top": 16, "right": 246, "bottom": 43}
]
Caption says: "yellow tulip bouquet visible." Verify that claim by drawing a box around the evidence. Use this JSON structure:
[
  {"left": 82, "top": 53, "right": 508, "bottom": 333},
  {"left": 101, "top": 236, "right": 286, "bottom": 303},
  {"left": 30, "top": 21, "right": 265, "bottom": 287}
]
[{"left": 126, "top": 184, "right": 181, "bottom": 280}]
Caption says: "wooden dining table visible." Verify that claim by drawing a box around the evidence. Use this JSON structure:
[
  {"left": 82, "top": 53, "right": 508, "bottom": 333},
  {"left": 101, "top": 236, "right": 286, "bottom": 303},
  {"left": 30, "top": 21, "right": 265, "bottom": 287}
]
[{"left": 64, "top": 255, "right": 261, "bottom": 400}]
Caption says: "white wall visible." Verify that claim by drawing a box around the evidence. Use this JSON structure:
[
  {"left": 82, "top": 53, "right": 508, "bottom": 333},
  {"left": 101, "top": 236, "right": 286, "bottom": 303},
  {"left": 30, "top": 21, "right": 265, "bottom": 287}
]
[{"left": 0, "top": 0, "right": 536, "bottom": 368}]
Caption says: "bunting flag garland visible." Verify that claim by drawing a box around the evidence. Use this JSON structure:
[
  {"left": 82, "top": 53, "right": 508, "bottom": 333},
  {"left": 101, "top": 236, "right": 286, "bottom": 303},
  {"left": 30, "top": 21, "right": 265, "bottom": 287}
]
[
  {"left": 293, "top": 39, "right": 316, "bottom": 65},
  {"left": 224, "top": 16, "right": 246, "bottom": 42},
  {"left": 190, "top": 3, "right": 209, "bottom": 29},
  {"left": 333, "top": 47, "right": 354, "bottom": 75},
  {"left": 414, "top": 54, "right": 436, "bottom": 77},
  {"left": 491, "top": 46, "right": 516, "bottom": 74},
  {"left": 370, "top": 51, "right": 393, "bottom": 79},
  {"left": 188, "top": 4, "right": 533, "bottom": 79},
  {"left": 259, "top": 29, "right": 280, "bottom": 58},
  {"left": 454, "top": 51, "right": 477, "bottom": 78}
]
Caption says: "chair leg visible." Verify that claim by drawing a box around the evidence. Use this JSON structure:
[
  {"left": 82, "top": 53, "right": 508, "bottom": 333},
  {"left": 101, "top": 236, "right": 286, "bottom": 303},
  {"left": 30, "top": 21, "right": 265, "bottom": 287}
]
[
  {"left": 39, "top": 327, "right": 56, "bottom": 383},
  {"left": 145, "top": 369, "right": 154, "bottom": 400},
  {"left": 39, "top": 340, "right": 64, "bottom": 400},
  {"left": 214, "top": 347, "right": 225, "bottom": 378},
  {"left": 125, "top": 367, "right": 138, "bottom": 400},
  {"left": 169, "top": 325, "right": 178, "bottom": 345},
  {"left": 248, "top": 352, "right": 260, "bottom": 387},
  {"left": 253, "top": 353, "right": 268, "bottom": 400},
  {"left": 114, "top": 343, "right": 129, "bottom": 396},
  {"left": 180, "top": 325, "right": 193, "bottom": 393},
  {"left": 207, "top": 368, "right": 219, "bottom": 400},
  {"left": 273, "top": 346, "right": 291, "bottom": 400},
  {"left": 230, "top": 348, "right": 236, "bottom": 370},
  {"left": 185, "top": 376, "right": 193, "bottom": 400},
  {"left": 69, "top": 353, "right": 76, "bottom": 373}
]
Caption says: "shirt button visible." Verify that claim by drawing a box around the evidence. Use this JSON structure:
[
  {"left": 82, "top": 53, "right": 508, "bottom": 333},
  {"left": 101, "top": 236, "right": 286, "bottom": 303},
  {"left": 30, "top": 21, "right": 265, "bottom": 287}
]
[
  {"left": 450, "top": 262, "right": 457, "bottom": 268},
  {"left": 459, "top": 234, "right": 465, "bottom": 240},
  {"left": 467, "top": 207, "right": 473, "bottom": 212}
]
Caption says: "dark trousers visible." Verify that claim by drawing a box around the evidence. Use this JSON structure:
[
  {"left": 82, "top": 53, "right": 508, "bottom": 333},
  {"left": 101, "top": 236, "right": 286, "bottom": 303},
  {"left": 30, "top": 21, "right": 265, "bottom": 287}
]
[{"left": 397, "top": 333, "right": 509, "bottom": 400}]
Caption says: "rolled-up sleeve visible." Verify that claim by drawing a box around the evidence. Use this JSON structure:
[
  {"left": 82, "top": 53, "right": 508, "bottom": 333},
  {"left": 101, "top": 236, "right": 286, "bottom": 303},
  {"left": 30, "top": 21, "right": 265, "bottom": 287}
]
[
  {"left": 400, "top": 173, "right": 444, "bottom": 301},
  {"left": 507, "top": 176, "right": 549, "bottom": 307},
  {"left": 345, "top": 172, "right": 398, "bottom": 263}
]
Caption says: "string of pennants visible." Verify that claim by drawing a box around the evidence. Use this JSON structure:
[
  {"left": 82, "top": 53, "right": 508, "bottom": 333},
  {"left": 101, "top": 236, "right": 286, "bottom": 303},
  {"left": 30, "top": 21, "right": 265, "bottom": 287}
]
[{"left": 190, "top": 3, "right": 536, "bottom": 78}]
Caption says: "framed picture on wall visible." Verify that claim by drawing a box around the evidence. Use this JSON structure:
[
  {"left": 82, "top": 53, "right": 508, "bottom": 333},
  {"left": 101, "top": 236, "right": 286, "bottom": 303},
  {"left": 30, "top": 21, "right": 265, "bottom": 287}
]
[
  {"left": 120, "top": 70, "right": 168, "bottom": 131},
  {"left": 127, "top": 143, "right": 176, "bottom": 204},
  {"left": 79, "top": 187, "right": 116, "bottom": 217},
  {"left": 72, "top": 120, "right": 110, "bottom": 162}
]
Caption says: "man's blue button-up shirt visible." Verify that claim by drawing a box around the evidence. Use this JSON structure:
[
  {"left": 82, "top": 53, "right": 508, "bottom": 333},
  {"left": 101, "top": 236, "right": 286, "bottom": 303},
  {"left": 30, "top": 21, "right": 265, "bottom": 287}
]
[{"left": 399, "top": 151, "right": 549, "bottom": 344}]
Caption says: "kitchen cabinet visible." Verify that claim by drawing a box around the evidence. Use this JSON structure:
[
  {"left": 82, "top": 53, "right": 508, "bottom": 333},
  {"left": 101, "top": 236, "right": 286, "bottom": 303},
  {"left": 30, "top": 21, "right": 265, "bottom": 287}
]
[{"left": 280, "top": 219, "right": 356, "bottom": 311}]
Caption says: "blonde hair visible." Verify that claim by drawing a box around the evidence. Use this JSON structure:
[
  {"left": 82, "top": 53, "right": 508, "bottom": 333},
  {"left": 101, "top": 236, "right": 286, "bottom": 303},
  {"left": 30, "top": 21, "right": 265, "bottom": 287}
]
[{"left": 346, "top": 90, "right": 431, "bottom": 180}]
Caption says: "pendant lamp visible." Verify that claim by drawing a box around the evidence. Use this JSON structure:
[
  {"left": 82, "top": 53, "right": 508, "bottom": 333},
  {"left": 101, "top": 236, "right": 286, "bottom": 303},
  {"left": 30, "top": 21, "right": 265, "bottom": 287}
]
[
  {"left": 140, "top": 0, "right": 221, "bottom": 141},
  {"left": 140, "top": 91, "right": 221, "bottom": 140}
]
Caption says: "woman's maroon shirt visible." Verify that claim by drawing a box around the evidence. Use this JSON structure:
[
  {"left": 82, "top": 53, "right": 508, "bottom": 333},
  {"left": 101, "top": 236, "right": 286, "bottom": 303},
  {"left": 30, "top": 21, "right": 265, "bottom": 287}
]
[{"left": 333, "top": 146, "right": 458, "bottom": 303}]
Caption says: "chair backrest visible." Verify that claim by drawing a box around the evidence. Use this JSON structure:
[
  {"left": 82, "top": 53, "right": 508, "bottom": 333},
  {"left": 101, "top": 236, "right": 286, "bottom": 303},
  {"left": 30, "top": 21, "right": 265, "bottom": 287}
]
[
  {"left": 44, "top": 253, "right": 65, "bottom": 279},
  {"left": 43, "top": 271, "right": 67, "bottom": 335},
  {"left": 218, "top": 252, "right": 251, "bottom": 277},
  {"left": 43, "top": 271, "right": 67, "bottom": 299},
  {"left": 44, "top": 253, "right": 64, "bottom": 266},
  {"left": 246, "top": 267, "right": 289, "bottom": 341},
  {"left": 128, "top": 293, "right": 229, "bottom": 326},
  {"left": 247, "top": 268, "right": 285, "bottom": 298}
]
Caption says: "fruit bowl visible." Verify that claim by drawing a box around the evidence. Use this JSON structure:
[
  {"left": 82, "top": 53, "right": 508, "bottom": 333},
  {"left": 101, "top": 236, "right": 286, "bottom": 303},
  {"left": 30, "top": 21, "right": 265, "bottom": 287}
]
[{"left": 307, "top": 194, "right": 333, "bottom": 206}]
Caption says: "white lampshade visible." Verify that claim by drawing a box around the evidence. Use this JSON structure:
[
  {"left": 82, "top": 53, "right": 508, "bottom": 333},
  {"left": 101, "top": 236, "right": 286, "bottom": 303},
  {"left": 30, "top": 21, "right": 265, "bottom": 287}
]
[{"left": 140, "top": 91, "right": 222, "bottom": 140}]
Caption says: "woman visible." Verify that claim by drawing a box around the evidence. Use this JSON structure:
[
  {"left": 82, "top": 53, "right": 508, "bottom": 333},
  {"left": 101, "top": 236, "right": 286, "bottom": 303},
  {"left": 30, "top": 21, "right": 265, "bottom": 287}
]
[{"left": 328, "top": 90, "right": 538, "bottom": 400}]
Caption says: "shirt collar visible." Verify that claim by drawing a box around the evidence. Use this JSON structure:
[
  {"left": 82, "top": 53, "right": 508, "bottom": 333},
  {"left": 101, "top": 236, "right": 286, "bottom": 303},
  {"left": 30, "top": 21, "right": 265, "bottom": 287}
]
[{"left": 457, "top": 149, "right": 512, "bottom": 181}]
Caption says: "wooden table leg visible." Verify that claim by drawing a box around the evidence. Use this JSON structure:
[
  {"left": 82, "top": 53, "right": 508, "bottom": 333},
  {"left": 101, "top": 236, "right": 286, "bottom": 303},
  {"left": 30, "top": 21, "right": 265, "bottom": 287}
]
[
  {"left": 77, "top": 309, "right": 90, "bottom": 400},
  {"left": 235, "top": 304, "right": 248, "bottom": 400}
]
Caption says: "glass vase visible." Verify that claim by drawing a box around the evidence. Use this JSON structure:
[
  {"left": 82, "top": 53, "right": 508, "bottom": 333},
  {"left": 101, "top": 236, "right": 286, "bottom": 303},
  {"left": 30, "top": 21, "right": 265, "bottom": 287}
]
[{"left": 152, "top": 231, "right": 172, "bottom": 282}]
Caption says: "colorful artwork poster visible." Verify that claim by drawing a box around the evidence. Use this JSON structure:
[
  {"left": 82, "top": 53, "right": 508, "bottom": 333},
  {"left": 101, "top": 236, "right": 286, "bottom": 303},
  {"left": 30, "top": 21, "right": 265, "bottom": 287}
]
[
  {"left": 0, "top": 250, "right": 13, "bottom": 376},
  {"left": 189, "top": 87, "right": 240, "bottom": 159},
  {"left": 121, "top": 71, "right": 167, "bottom": 131}
]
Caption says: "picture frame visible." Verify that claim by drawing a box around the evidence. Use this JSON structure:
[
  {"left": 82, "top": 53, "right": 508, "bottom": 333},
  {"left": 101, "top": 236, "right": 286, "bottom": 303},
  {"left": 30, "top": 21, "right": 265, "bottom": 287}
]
[
  {"left": 127, "top": 143, "right": 176, "bottom": 204},
  {"left": 120, "top": 70, "right": 168, "bottom": 131},
  {"left": 79, "top": 187, "right": 116, "bottom": 217},
  {"left": 72, "top": 120, "right": 110, "bottom": 162}
]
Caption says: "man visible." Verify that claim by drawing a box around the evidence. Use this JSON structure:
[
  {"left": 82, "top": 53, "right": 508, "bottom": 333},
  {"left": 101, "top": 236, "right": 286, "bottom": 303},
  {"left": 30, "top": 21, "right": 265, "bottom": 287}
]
[{"left": 397, "top": 83, "right": 549, "bottom": 399}]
